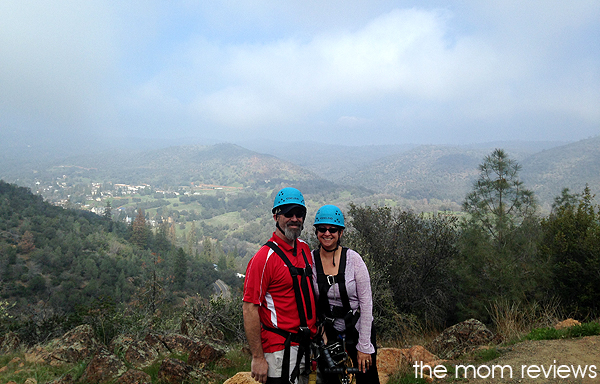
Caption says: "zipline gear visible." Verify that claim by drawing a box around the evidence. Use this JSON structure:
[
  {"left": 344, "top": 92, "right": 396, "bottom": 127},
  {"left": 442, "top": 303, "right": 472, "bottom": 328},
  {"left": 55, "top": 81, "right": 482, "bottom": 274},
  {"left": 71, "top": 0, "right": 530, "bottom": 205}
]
[
  {"left": 313, "top": 247, "right": 359, "bottom": 346},
  {"left": 273, "top": 187, "right": 306, "bottom": 214},
  {"left": 262, "top": 241, "right": 315, "bottom": 384},
  {"left": 314, "top": 205, "right": 345, "bottom": 228}
]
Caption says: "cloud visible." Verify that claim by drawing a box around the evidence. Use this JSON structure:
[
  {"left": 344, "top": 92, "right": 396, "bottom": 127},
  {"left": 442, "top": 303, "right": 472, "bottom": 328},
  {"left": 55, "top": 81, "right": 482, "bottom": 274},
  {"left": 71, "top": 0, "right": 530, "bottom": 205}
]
[
  {"left": 0, "top": 1, "right": 117, "bottom": 133},
  {"left": 1, "top": 1, "right": 598, "bottom": 147}
]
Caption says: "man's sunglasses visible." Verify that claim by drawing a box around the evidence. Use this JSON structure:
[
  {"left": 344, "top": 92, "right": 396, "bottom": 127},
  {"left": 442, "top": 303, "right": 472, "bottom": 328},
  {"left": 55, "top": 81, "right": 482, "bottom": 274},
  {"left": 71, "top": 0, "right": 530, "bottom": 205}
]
[
  {"left": 283, "top": 208, "right": 306, "bottom": 218},
  {"left": 316, "top": 226, "right": 341, "bottom": 234}
]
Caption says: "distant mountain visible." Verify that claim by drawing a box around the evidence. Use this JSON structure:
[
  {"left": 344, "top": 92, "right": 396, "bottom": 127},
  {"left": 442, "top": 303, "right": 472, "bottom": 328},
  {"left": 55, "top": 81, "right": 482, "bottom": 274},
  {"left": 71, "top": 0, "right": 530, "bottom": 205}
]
[
  {"left": 2, "top": 143, "right": 325, "bottom": 189},
  {"left": 339, "top": 145, "right": 487, "bottom": 203},
  {"left": 521, "top": 136, "right": 600, "bottom": 208},
  {"left": 3, "top": 138, "right": 598, "bottom": 213},
  {"left": 336, "top": 137, "right": 600, "bottom": 210},
  {"left": 241, "top": 140, "right": 416, "bottom": 180}
]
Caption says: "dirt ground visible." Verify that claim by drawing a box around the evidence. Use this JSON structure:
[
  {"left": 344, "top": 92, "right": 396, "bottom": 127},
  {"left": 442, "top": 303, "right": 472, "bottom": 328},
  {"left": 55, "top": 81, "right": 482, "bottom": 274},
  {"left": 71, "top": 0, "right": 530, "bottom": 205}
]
[{"left": 455, "top": 336, "right": 600, "bottom": 384}]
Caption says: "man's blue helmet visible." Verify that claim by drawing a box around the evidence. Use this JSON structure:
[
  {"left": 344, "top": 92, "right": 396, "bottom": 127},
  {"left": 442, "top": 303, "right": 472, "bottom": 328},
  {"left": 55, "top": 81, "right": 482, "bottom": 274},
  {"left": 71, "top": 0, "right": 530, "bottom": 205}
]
[
  {"left": 272, "top": 187, "right": 306, "bottom": 214},
  {"left": 314, "top": 205, "right": 345, "bottom": 228}
]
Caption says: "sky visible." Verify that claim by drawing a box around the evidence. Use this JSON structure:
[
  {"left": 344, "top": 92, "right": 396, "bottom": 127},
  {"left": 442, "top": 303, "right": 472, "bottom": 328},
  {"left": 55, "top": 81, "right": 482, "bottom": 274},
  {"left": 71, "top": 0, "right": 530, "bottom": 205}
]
[{"left": 1, "top": 0, "right": 599, "bottom": 151}]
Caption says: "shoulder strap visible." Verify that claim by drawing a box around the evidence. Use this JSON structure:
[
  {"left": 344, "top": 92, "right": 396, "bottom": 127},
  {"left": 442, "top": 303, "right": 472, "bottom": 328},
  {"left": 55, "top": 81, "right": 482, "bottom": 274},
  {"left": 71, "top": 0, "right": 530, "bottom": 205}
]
[
  {"left": 265, "top": 241, "right": 314, "bottom": 383},
  {"left": 337, "top": 247, "right": 352, "bottom": 313},
  {"left": 313, "top": 247, "right": 352, "bottom": 317},
  {"left": 265, "top": 241, "right": 314, "bottom": 324}
]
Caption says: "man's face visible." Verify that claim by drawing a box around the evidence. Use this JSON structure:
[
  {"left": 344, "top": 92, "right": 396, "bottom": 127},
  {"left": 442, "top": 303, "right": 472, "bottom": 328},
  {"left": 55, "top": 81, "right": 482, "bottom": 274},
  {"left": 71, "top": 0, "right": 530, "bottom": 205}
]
[{"left": 274, "top": 207, "right": 305, "bottom": 241}]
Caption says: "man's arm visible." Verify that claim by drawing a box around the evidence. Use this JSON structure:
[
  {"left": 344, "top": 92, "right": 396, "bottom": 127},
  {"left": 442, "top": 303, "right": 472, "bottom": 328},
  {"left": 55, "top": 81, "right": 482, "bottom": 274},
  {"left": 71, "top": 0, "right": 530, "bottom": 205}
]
[{"left": 243, "top": 301, "right": 269, "bottom": 384}]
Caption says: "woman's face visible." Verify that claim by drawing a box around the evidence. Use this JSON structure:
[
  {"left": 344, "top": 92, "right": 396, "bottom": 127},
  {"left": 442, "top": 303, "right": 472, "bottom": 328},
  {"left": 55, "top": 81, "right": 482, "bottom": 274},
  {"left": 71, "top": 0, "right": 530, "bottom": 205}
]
[{"left": 316, "top": 225, "right": 343, "bottom": 249}]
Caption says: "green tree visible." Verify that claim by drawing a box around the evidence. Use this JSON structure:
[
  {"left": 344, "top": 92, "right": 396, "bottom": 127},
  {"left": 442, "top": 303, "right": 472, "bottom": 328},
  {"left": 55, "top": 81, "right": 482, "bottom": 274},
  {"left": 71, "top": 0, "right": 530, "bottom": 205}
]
[
  {"left": 131, "top": 209, "right": 149, "bottom": 248},
  {"left": 348, "top": 204, "right": 459, "bottom": 326},
  {"left": 173, "top": 247, "right": 187, "bottom": 290},
  {"left": 186, "top": 222, "right": 198, "bottom": 258},
  {"left": 457, "top": 149, "right": 544, "bottom": 320},
  {"left": 103, "top": 200, "right": 112, "bottom": 220},
  {"left": 463, "top": 149, "right": 537, "bottom": 248},
  {"left": 200, "top": 237, "right": 214, "bottom": 264},
  {"left": 540, "top": 186, "right": 600, "bottom": 316}
]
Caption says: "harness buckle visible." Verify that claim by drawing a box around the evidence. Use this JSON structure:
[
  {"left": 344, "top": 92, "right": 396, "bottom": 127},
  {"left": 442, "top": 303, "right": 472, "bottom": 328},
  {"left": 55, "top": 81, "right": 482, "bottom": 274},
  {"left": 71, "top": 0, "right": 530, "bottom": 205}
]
[{"left": 326, "top": 275, "right": 335, "bottom": 286}]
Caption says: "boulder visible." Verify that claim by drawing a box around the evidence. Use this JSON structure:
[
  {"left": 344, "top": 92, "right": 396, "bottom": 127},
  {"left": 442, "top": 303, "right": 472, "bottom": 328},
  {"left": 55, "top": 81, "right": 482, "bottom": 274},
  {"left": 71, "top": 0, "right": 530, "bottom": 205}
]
[
  {"left": 377, "top": 348, "right": 406, "bottom": 384},
  {"left": 78, "top": 346, "right": 128, "bottom": 384},
  {"left": 428, "top": 319, "right": 494, "bottom": 359},
  {"left": 47, "top": 324, "right": 100, "bottom": 364},
  {"left": 111, "top": 335, "right": 159, "bottom": 369},
  {"left": 157, "top": 358, "right": 206, "bottom": 384},
  {"left": 161, "top": 333, "right": 201, "bottom": 354},
  {"left": 116, "top": 369, "right": 153, "bottom": 384},
  {"left": 188, "top": 342, "right": 226, "bottom": 367},
  {"left": 555, "top": 318, "right": 581, "bottom": 330},
  {"left": 143, "top": 333, "right": 170, "bottom": 355},
  {"left": 223, "top": 372, "right": 257, "bottom": 384},
  {"left": 377, "top": 346, "right": 440, "bottom": 384}
]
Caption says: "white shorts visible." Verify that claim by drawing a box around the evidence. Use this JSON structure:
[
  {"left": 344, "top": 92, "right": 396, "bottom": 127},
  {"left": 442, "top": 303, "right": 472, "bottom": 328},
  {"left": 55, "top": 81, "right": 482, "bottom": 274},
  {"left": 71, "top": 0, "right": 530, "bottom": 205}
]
[{"left": 265, "top": 346, "right": 309, "bottom": 384}]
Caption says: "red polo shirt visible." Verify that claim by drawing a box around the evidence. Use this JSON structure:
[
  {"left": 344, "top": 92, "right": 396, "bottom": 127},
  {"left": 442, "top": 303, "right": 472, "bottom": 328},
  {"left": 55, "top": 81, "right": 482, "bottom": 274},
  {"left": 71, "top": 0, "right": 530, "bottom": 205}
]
[{"left": 243, "top": 233, "right": 317, "bottom": 353}]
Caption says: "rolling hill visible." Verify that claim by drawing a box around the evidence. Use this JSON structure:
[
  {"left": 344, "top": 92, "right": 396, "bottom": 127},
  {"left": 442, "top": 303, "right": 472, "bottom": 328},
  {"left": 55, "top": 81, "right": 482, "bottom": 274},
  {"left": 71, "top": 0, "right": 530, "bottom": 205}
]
[
  {"left": 2, "top": 143, "right": 326, "bottom": 189},
  {"left": 334, "top": 137, "right": 600, "bottom": 210},
  {"left": 521, "top": 136, "right": 600, "bottom": 207}
]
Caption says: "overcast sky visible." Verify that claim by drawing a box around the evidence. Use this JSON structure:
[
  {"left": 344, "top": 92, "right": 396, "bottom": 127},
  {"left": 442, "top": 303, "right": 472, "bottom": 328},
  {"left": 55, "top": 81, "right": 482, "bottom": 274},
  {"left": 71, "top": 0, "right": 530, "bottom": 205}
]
[{"left": 1, "top": 1, "right": 599, "bottom": 149}]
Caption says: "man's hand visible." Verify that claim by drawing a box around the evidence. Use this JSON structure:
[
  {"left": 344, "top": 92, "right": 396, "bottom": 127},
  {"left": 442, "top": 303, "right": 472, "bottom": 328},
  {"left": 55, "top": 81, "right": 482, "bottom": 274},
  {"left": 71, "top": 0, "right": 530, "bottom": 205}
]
[
  {"left": 251, "top": 355, "right": 269, "bottom": 383},
  {"left": 243, "top": 301, "right": 269, "bottom": 383}
]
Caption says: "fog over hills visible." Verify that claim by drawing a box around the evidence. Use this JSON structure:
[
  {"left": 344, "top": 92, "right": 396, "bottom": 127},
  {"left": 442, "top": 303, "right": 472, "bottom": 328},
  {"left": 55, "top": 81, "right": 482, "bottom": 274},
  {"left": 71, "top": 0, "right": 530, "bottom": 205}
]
[{"left": 1, "top": 136, "right": 598, "bottom": 213}]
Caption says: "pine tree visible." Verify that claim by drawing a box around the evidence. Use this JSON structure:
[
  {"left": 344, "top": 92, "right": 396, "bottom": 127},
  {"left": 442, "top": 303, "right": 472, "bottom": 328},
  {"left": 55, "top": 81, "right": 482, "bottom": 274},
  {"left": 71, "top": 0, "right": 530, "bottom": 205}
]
[
  {"left": 173, "top": 248, "right": 187, "bottom": 290},
  {"left": 463, "top": 148, "right": 537, "bottom": 248},
  {"left": 103, "top": 200, "right": 112, "bottom": 220},
  {"left": 186, "top": 222, "right": 198, "bottom": 258},
  {"left": 131, "top": 208, "right": 148, "bottom": 248},
  {"left": 200, "top": 237, "right": 213, "bottom": 263}
]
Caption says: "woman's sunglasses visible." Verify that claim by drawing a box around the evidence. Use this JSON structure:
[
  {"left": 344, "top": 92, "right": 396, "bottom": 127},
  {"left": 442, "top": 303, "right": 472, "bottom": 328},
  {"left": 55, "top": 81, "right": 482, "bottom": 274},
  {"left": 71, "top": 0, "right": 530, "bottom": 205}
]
[{"left": 316, "top": 226, "right": 340, "bottom": 234}]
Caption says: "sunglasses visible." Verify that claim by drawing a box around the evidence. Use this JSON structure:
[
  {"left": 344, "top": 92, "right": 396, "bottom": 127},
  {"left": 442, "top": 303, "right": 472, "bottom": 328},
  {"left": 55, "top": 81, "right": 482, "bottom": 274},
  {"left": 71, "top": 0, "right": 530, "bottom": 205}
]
[
  {"left": 283, "top": 208, "right": 306, "bottom": 218},
  {"left": 316, "top": 226, "right": 341, "bottom": 234}
]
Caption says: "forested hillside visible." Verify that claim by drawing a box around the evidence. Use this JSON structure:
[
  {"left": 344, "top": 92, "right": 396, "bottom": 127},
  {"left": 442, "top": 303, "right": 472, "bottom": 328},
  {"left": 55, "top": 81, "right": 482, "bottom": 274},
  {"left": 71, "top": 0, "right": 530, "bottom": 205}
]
[
  {"left": 0, "top": 181, "right": 241, "bottom": 343},
  {"left": 337, "top": 137, "right": 600, "bottom": 210},
  {"left": 521, "top": 136, "right": 600, "bottom": 207},
  {"left": 3, "top": 143, "right": 325, "bottom": 190},
  {"left": 340, "top": 145, "right": 487, "bottom": 202}
]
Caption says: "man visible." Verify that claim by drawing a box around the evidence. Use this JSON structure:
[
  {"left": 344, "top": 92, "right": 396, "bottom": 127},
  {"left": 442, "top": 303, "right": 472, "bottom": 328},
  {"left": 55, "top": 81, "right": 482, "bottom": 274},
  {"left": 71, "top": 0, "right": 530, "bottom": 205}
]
[{"left": 243, "top": 187, "right": 317, "bottom": 384}]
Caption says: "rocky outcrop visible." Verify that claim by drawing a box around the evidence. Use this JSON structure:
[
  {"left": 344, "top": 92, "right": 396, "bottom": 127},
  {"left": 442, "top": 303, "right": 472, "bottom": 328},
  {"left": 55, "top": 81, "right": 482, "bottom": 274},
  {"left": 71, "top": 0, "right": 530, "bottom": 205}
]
[
  {"left": 378, "top": 346, "right": 443, "bottom": 384},
  {"left": 2, "top": 322, "right": 229, "bottom": 384},
  {"left": 223, "top": 372, "right": 256, "bottom": 384},
  {"left": 157, "top": 357, "right": 207, "bottom": 384},
  {"left": 78, "top": 345, "right": 128, "bottom": 384},
  {"left": 111, "top": 334, "right": 159, "bottom": 369},
  {"left": 428, "top": 318, "right": 494, "bottom": 359},
  {"left": 47, "top": 324, "right": 101, "bottom": 364},
  {"left": 116, "top": 369, "right": 152, "bottom": 384},
  {"left": 555, "top": 318, "right": 581, "bottom": 329},
  {"left": 188, "top": 342, "right": 226, "bottom": 367}
]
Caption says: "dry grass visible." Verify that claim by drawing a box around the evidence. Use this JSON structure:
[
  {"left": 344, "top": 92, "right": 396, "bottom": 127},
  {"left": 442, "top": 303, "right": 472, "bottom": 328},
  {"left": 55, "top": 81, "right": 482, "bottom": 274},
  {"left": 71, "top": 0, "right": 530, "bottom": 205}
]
[{"left": 486, "top": 298, "right": 563, "bottom": 342}]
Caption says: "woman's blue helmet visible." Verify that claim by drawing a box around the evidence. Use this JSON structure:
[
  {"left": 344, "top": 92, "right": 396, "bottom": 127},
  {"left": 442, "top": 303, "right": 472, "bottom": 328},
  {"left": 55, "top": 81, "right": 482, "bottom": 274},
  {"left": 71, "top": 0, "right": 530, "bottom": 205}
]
[
  {"left": 272, "top": 187, "right": 306, "bottom": 214},
  {"left": 314, "top": 205, "right": 345, "bottom": 228}
]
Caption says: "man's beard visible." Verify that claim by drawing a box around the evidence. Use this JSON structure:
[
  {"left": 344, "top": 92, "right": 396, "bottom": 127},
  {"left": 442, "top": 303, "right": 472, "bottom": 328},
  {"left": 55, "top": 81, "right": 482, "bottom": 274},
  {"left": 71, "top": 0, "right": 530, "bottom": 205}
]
[{"left": 283, "top": 222, "right": 303, "bottom": 241}]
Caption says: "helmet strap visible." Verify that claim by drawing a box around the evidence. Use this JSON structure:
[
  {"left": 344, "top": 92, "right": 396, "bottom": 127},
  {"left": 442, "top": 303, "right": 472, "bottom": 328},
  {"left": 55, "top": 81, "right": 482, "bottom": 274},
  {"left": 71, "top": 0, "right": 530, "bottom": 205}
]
[{"left": 320, "top": 244, "right": 339, "bottom": 266}]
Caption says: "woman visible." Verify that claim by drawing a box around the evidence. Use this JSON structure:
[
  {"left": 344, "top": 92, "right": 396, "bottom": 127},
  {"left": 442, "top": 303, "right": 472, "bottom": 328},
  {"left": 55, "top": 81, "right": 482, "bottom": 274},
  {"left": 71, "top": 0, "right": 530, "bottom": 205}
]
[{"left": 311, "top": 205, "right": 379, "bottom": 384}]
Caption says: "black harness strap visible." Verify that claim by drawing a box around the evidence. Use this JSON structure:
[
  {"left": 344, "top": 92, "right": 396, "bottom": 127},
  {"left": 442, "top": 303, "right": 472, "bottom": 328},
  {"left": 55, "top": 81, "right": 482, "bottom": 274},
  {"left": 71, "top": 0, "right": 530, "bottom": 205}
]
[
  {"left": 313, "top": 247, "right": 359, "bottom": 345},
  {"left": 264, "top": 241, "right": 314, "bottom": 383}
]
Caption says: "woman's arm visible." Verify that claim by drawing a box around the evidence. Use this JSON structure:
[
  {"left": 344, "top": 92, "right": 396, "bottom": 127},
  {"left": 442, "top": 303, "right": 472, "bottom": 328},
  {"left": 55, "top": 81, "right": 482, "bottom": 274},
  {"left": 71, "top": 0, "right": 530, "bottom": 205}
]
[{"left": 351, "top": 250, "right": 375, "bottom": 355}]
